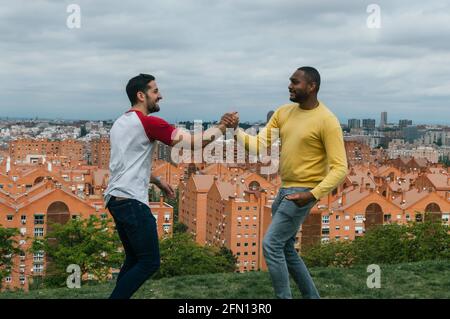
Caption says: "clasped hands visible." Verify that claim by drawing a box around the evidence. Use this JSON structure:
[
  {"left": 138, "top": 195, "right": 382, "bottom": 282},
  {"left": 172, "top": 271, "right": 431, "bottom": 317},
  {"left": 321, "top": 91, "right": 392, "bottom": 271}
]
[{"left": 219, "top": 112, "right": 239, "bottom": 129}]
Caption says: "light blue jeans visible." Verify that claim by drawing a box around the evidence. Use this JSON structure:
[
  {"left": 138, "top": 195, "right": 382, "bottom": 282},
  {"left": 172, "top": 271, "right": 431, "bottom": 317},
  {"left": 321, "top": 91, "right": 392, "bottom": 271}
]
[{"left": 263, "top": 187, "right": 320, "bottom": 299}]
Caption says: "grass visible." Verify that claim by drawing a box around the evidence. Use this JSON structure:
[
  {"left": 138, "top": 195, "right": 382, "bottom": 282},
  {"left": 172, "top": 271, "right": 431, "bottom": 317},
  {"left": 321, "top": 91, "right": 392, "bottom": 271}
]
[{"left": 1, "top": 260, "right": 449, "bottom": 299}]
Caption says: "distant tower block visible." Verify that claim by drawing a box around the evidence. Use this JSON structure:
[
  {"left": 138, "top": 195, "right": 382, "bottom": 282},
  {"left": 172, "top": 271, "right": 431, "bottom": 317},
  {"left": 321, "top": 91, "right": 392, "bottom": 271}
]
[
  {"left": 267, "top": 110, "right": 275, "bottom": 123},
  {"left": 380, "top": 111, "right": 387, "bottom": 128}
]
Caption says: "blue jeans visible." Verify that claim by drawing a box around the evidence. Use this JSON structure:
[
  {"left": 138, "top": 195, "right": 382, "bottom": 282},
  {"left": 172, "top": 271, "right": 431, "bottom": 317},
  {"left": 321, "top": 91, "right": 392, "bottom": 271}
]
[
  {"left": 263, "top": 187, "right": 320, "bottom": 299},
  {"left": 107, "top": 197, "right": 160, "bottom": 299}
]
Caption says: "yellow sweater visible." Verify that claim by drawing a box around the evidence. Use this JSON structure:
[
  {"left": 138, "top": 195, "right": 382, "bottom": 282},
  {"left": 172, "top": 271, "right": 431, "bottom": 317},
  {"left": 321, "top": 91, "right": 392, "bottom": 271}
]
[{"left": 236, "top": 101, "right": 348, "bottom": 199}]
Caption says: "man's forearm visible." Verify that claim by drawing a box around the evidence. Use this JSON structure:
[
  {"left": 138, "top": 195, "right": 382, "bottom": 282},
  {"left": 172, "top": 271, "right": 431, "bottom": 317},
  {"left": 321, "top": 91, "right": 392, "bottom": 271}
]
[
  {"left": 310, "top": 165, "right": 348, "bottom": 199},
  {"left": 150, "top": 174, "right": 162, "bottom": 187},
  {"left": 191, "top": 123, "right": 227, "bottom": 149}
]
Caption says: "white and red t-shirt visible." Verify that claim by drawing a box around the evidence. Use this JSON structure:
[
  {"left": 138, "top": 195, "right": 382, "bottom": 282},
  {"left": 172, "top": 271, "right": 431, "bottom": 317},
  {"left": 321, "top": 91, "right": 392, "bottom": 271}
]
[{"left": 104, "top": 109, "right": 176, "bottom": 207}]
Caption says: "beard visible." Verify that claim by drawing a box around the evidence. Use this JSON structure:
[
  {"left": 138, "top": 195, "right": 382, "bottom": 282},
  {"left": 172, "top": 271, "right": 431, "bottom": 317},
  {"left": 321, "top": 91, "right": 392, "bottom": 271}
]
[
  {"left": 146, "top": 93, "right": 160, "bottom": 113},
  {"left": 147, "top": 103, "right": 160, "bottom": 113},
  {"left": 289, "top": 91, "right": 309, "bottom": 103}
]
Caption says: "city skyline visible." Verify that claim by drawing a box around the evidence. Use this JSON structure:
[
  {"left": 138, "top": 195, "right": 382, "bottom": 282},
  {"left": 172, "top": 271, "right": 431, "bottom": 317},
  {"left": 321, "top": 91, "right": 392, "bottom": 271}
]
[{"left": 1, "top": 1, "right": 450, "bottom": 124}]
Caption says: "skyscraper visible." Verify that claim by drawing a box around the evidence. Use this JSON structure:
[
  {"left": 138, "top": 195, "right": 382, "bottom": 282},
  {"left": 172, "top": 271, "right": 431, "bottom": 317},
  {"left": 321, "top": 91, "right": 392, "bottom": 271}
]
[
  {"left": 399, "top": 119, "right": 413, "bottom": 129},
  {"left": 348, "top": 119, "right": 361, "bottom": 129},
  {"left": 380, "top": 112, "right": 387, "bottom": 128},
  {"left": 267, "top": 110, "right": 275, "bottom": 123},
  {"left": 362, "top": 119, "right": 376, "bottom": 130}
]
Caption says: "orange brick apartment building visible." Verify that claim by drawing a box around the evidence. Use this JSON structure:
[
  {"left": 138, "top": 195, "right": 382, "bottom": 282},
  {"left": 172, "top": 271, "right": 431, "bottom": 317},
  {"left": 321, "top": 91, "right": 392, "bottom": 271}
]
[
  {"left": 0, "top": 159, "right": 173, "bottom": 291},
  {"left": 9, "top": 138, "right": 85, "bottom": 165},
  {"left": 303, "top": 164, "right": 450, "bottom": 244}
]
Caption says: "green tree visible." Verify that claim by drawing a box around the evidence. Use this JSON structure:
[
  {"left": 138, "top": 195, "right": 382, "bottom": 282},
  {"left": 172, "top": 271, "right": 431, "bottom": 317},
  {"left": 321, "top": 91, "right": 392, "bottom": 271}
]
[
  {"left": 155, "top": 233, "right": 236, "bottom": 278},
  {"left": 31, "top": 216, "right": 123, "bottom": 287},
  {"left": 302, "top": 220, "right": 450, "bottom": 267},
  {"left": 173, "top": 221, "right": 188, "bottom": 234},
  {"left": 407, "top": 220, "right": 450, "bottom": 261},
  {"left": 167, "top": 188, "right": 179, "bottom": 221},
  {"left": 0, "top": 226, "right": 23, "bottom": 288}
]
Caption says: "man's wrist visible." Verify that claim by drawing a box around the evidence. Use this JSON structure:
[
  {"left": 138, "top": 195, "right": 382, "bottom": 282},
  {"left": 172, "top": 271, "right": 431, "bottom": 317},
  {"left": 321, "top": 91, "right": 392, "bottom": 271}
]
[
  {"left": 217, "top": 123, "right": 227, "bottom": 134},
  {"left": 153, "top": 176, "right": 162, "bottom": 186}
]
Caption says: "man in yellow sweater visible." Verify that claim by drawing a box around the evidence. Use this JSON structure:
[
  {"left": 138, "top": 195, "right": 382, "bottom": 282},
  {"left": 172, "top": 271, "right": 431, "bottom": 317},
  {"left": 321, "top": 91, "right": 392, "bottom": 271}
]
[{"left": 236, "top": 66, "right": 348, "bottom": 299}]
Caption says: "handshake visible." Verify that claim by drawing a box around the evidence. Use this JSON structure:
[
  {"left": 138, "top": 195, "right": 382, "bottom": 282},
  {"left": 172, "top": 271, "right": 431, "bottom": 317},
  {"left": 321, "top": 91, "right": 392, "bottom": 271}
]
[{"left": 219, "top": 112, "right": 240, "bottom": 129}]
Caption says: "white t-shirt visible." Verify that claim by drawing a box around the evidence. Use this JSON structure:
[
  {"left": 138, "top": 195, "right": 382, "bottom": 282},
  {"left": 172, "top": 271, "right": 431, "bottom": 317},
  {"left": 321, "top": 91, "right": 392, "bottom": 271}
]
[{"left": 104, "top": 109, "right": 176, "bottom": 207}]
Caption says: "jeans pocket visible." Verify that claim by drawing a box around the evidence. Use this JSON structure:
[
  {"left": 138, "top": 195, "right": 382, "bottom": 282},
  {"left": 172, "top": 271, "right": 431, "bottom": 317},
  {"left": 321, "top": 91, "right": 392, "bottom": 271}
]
[
  {"left": 110, "top": 201, "right": 139, "bottom": 233},
  {"left": 278, "top": 197, "right": 314, "bottom": 220}
]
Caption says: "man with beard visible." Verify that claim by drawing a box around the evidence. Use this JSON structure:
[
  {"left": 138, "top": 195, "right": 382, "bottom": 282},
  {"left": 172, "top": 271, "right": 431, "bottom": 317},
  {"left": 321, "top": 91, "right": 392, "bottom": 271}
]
[
  {"left": 104, "top": 73, "right": 238, "bottom": 299},
  {"left": 235, "top": 67, "right": 348, "bottom": 299}
]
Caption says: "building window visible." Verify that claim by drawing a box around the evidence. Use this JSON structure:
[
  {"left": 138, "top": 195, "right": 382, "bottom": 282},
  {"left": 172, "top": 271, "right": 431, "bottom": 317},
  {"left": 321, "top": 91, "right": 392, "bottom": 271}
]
[
  {"left": 252, "top": 252, "right": 256, "bottom": 255},
  {"left": 344, "top": 215, "right": 350, "bottom": 220},
  {"left": 244, "top": 252, "right": 248, "bottom": 256},
  {"left": 238, "top": 206, "right": 242, "bottom": 211},
  {"left": 252, "top": 242, "right": 256, "bottom": 246},
  {"left": 21, "top": 215, "right": 27, "bottom": 224},
  {"left": 163, "top": 225, "right": 170, "bottom": 234},
  {"left": 5, "top": 276, "right": 12, "bottom": 283},
  {"left": 384, "top": 214, "right": 392, "bottom": 222},
  {"left": 355, "top": 215, "right": 364, "bottom": 223},
  {"left": 33, "top": 264, "right": 44, "bottom": 273},
  {"left": 164, "top": 214, "right": 170, "bottom": 222},
  {"left": 7, "top": 215, "right": 13, "bottom": 221},
  {"left": 344, "top": 226, "right": 350, "bottom": 231},
  {"left": 244, "top": 243, "right": 248, "bottom": 247},
  {"left": 321, "top": 227, "right": 330, "bottom": 235},
  {"left": 415, "top": 214, "right": 423, "bottom": 222},
  {"left": 100, "top": 213, "right": 107, "bottom": 220},
  {"left": 322, "top": 215, "right": 329, "bottom": 224},
  {"left": 237, "top": 243, "right": 241, "bottom": 247},
  {"left": 335, "top": 225, "right": 340, "bottom": 230},
  {"left": 34, "top": 214, "right": 45, "bottom": 225},
  {"left": 336, "top": 215, "right": 340, "bottom": 220},
  {"left": 406, "top": 214, "right": 411, "bottom": 221},
  {"left": 34, "top": 227, "right": 44, "bottom": 238},
  {"left": 34, "top": 251, "right": 45, "bottom": 262},
  {"left": 397, "top": 214, "right": 402, "bottom": 220}
]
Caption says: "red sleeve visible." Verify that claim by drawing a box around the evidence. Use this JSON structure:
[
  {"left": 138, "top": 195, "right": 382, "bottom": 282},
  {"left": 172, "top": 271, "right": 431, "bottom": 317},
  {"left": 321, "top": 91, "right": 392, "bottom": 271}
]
[{"left": 135, "top": 112, "right": 177, "bottom": 146}]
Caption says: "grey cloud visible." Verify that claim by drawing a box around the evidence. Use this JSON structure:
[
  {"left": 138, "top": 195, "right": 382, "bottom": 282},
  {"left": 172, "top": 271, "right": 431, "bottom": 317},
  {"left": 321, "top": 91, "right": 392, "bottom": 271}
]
[{"left": 0, "top": 0, "right": 449, "bottom": 124}]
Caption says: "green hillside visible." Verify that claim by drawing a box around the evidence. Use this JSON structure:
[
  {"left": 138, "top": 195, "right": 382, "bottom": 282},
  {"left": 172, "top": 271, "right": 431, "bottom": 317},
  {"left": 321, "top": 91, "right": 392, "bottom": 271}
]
[{"left": 1, "top": 260, "right": 448, "bottom": 299}]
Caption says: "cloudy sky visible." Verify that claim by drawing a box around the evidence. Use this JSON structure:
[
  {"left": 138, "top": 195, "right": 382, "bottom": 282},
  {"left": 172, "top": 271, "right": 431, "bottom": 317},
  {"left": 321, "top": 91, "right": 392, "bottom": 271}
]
[{"left": 0, "top": 0, "right": 449, "bottom": 124}]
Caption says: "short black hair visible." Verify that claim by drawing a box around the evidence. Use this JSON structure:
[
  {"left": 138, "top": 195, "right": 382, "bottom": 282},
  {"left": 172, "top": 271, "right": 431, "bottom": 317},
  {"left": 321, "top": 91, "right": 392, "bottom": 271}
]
[
  {"left": 126, "top": 73, "right": 155, "bottom": 105},
  {"left": 297, "top": 66, "right": 320, "bottom": 92}
]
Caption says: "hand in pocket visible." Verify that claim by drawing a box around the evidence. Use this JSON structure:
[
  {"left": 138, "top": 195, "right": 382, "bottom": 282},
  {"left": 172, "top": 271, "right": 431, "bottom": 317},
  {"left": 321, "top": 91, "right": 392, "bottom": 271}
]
[{"left": 285, "top": 191, "right": 316, "bottom": 208}]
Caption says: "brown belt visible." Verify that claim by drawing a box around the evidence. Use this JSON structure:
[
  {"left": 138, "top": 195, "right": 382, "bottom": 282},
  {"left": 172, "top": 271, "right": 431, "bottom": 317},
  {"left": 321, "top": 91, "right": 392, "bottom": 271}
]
[{"left": 113, "top": 196, "right": 128, "bottom": 201}]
